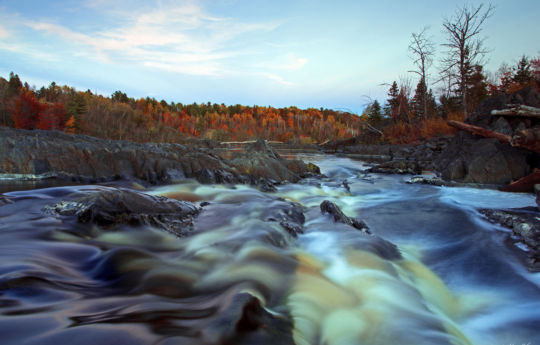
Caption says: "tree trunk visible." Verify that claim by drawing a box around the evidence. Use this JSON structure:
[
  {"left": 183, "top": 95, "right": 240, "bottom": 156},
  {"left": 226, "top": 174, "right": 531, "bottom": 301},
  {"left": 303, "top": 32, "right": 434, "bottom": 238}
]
[
  {"left": 447, "top": 120, "right": 511, "bottom": 143},
  {"left": 491, "top": 104, "right": 540, "bottom": 118},
  {"left": 447, "top": 120, "right": 540, "bottom": 153},
  {"left": 500, "top": 169, "right": 540, "bottom": 193}
]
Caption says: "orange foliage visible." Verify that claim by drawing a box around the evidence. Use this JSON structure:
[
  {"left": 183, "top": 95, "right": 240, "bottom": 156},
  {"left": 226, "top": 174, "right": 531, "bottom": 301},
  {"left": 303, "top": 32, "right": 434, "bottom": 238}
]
[{"left": 384, "top": 116, "right": 459, "bottom": 144}]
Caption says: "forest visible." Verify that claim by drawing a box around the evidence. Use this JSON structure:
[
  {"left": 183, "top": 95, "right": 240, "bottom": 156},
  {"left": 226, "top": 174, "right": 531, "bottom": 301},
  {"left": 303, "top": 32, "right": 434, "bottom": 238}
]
[{"left": 0, "top": 4, "right": 539, "bottom": 145}]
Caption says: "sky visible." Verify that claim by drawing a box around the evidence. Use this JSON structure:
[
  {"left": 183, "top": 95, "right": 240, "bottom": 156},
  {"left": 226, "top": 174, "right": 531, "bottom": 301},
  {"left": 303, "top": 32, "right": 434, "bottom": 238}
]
[{"left": 0, "top": 0, "right": 539, "bottom": 113}]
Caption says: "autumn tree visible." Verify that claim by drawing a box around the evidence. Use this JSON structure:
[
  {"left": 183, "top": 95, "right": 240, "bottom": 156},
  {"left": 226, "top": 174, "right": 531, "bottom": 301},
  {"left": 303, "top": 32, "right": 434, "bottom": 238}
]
[
  {"left": 440, "top": 3, "right": 494, "bottom": 118},
  {"left": 512, "top": 56, "right": 532, "bottom": 85},
  {"left": 10, "top": 90, "right": 43, "bottom": 129},
  {"left": 408, "top": 27, "right": 435, "bottom": 119}
]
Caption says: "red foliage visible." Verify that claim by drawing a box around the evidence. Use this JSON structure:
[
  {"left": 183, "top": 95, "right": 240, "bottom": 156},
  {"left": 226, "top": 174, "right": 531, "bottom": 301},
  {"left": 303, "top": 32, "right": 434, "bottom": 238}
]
[
  {"left": 10, "top": 90, "right": 69, "bottom": 130},
  {"left": 11, "top": 90, "right": 43, "bottom": 129}
]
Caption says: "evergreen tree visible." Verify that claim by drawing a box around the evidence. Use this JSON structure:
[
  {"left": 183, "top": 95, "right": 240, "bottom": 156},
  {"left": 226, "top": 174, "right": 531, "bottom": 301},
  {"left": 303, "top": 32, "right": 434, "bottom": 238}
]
[
  {"left": 512, "top": 56, "right": 532, "bottom": 85},
  {"left": 66, "top": 92, "right": 87, "bottom": 132},
  {"left": 466, "top": 64, "right": 488, "bottom": 113},
  {"left": 366, "top": 100, "right": 383, "bottom": 125},
  {"left": 7, "top": 72, "right": 22, "bottom": 96},
  {"left": 412, "top": 78, "right": 427, "bottom": 120},
  {"left": 384, "top": 81, "right": 399, "bottom": 117}
]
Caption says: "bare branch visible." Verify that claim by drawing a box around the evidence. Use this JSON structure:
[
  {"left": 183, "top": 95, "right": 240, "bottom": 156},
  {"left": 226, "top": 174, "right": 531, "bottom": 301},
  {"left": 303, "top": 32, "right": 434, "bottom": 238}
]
[{"left": 440, "top": 3, "right": 494, "bottom": 117}]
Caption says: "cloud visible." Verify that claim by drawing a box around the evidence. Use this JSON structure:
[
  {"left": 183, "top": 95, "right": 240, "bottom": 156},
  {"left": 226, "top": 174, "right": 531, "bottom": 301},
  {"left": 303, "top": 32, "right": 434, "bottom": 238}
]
[
  {"left": 280, "top": 54, "right": 308, "bottom": 70},
  {"left": 13, "top": 1, "right": 281, "bottom": 76},
  {"left": 260, "top": 72, "right": 294, "bottom": 86},
  {"left": 0, "top": 24, "right": 7, "bottom": 39},
  {"left": 256, "top": 53, "right": 308, "bottom": 71}
]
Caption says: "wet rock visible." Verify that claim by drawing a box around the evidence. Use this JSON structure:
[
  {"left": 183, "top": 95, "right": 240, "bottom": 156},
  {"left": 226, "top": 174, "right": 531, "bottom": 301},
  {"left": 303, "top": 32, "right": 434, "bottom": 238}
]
[
  {"left": 230, "top": 140, "right": 318, "bottom": 183},
  {"left": 320, "top": 200, "right": 370, "bottom": 233},
  {"left": 406, "top": 176, "right": 445, "bottom": 186},
  {"left": 255, "top": 178, "right": 278, "bottom": 193},
  {"left": 367, "top": 160, "right": 419, "bottom": 175},
  {"left": 46, "top": 188, "right": 200, "bottom": 237},
  {"left": 264, "top": 200, "right": 306, "bottom": 237},
  {"left": 342, "top": 180, "right": 351, "bottom": 192},
  {"left": 279, "top": 221, "right": 304, "bottom": 237},
  {"left": 479, "top": 208, "right": 540, "bottom": 272},
  {"left": 535, "top": 184, "right": 540, "bottom": 211},
  {"left": 0, "top": 195, "right": 13, "bottom": 205},
  {"left": 202, "top": 293, "right": 295, "bottom": 345}
]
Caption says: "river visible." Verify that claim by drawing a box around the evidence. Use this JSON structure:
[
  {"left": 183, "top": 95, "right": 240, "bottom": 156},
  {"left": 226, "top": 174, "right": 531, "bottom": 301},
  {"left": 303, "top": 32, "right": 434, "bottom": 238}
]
[{"left": 0, "top": 154, "right": 538, "bottom": 345}]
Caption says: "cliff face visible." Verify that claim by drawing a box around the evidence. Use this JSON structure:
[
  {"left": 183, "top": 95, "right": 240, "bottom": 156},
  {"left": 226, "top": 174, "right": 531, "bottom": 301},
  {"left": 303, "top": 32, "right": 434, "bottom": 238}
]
[{"left": 0, "top": 128, "right": 319, "bottom": 187}]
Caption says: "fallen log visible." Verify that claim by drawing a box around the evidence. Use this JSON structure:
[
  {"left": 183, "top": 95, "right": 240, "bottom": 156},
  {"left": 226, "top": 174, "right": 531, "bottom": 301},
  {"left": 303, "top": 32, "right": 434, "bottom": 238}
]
[
  {"left": 511, "top": 127, "right": 540, "bottom": 153},
  {"left": 447, "top": 120, "right": 511, "bottom": 143},
  {"left": 500, "top": 169, "right": 540, "bottom": 193},
  {"left": 491, "top": 104, "right": 540, "bottom": 118}
]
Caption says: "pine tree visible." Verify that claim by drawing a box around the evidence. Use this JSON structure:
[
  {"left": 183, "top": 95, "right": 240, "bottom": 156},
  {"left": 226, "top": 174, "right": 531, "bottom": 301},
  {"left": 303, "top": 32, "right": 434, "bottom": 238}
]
[
  {"left": 366, "top": 100, "right": 383, "bottom": 125},
  {"left": 66, "top": 92, "right": 87, "bottom": 132},
  {"left": 412, "top": 78, "right": 427, "bottom": 120},
  {"left": 512, "top": 56, "right": 532, "bottom": 85},
  {"left": 466, "top": 64, "right": 488, "bottom": 112},
  {"left": 384, "top": 81, "right": 399, "bottom": 118}
]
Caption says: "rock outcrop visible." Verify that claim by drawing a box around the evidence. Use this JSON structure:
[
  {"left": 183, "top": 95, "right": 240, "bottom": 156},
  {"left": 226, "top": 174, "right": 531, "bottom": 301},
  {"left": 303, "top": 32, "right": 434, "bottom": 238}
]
[
  {"left": 45, "top": 187, "right": 200, "bottom": 236},
  {"left": 0, "top": 128, "right": 320, "bottom": 188},
  {"left": 322, "top": 87, "right": 540, "bottom": 188},
  {"left": 479, "top": 207, "right": 540, "bottom": 272},
  {"left": 320, "top": 200, "right": 370, "bottom": 233}
]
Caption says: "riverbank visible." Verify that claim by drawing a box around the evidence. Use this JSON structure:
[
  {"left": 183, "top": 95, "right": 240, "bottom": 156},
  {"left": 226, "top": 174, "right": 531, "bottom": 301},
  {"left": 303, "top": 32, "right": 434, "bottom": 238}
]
[
  {"left": 0, "top": 127, "right": 320, "bottom": 191},
  {"left": 322, "top": 86, "right": 540, "bottom": 192}
]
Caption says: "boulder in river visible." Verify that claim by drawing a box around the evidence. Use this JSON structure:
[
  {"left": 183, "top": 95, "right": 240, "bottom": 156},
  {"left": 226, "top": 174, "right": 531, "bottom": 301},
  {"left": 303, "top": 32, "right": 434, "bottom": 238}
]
[
  {"left": 320, "top": 200, "right": 370, "bottom": 233},
  {"left": 46, "top": 188, "right": 200, "bottom": 237}
]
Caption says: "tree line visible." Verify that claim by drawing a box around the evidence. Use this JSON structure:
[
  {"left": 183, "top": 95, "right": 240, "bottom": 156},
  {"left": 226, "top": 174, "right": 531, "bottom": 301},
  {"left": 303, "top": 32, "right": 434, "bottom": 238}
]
[
  {"left": 0, "top": 74, "right": 365, "bottom": 144},
  {"left": 362, "top": 3, "right": 540, "bottom": 144}
]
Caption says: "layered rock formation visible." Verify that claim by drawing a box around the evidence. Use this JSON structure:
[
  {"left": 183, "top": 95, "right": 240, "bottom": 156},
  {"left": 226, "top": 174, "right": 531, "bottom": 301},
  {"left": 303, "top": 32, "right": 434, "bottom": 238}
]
[{"left": 0, "top": 128, "right": 320, "bottom": 188}]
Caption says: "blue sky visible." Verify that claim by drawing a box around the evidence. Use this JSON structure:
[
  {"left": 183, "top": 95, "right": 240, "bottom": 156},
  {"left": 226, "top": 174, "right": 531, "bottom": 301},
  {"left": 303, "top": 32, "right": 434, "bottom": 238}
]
[{"left": 0, "top": 0, "right": 538, "bottom": 113}]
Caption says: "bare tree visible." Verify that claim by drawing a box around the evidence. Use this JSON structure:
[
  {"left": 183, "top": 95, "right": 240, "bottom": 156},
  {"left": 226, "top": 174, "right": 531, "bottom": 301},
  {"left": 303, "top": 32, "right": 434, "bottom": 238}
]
[
  {"left": 440, "top": 3, "right": 494, "bottom": 118},
  {"left": 408, "top": 27, "right": 435, "bottom": 119}
]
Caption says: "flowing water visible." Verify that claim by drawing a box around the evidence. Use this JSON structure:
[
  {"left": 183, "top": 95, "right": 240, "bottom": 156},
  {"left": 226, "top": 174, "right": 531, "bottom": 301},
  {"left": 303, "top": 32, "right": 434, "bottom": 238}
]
[{"left": 0, "top": 154, "right": 538, "bottom": 345}]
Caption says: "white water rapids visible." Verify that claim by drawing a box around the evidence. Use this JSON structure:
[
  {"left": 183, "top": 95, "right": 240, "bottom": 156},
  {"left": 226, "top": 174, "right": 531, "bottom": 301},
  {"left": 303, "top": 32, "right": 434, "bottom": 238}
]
[{"left": 0, "top": 154, "right": 538, "bottom": 345}]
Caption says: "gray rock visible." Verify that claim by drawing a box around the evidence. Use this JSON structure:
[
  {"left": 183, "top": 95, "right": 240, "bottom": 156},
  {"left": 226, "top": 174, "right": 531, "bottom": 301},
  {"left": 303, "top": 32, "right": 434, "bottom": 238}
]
[
  {"left": 320, "top": 200, "right": 370, "bottom": 233},
  {"left": 46, "top": 188, "right": 200, "bottom": 237},
  {"left": 479, "top": 208, "right": 540, "bottom": 272},
  {"left": 0, "top": 128, "right": 320, "bottom": 186},
  {"left": 491, "top": 117, "right": 513, "bottom": 136}
]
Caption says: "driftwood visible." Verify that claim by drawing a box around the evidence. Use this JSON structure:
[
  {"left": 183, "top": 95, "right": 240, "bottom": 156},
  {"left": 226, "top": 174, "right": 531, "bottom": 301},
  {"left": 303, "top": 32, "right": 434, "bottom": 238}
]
[
  {"left": 447, "top": 120, "right": 511, "bottom": 143},
  {"left": 447, "top": 120, "right": 540, "bottom": 153},
  {"left": 511, "top": 127, "right": 540, "bottom": 153},
  {"left": 220, "top": 140, "right": 282, "bottom": 145},
  {"left": 500, "top": 169, "right": 540, "bottom": 193},
  {"left": 491, "top": 104, "right": 540, "bottom": 118}
]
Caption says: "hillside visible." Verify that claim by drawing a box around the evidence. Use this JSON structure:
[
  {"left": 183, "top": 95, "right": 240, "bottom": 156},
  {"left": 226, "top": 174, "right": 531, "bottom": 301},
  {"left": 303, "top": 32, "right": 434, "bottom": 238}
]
[{"left": 0, "top": 75, "right": 365, "bottom": 144}]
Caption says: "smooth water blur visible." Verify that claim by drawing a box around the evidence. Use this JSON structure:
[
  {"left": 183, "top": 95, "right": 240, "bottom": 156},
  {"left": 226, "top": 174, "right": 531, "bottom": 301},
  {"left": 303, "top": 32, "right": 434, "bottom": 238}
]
[{"left": 0, "top": 154, "right": 538, "bottom": 345}]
